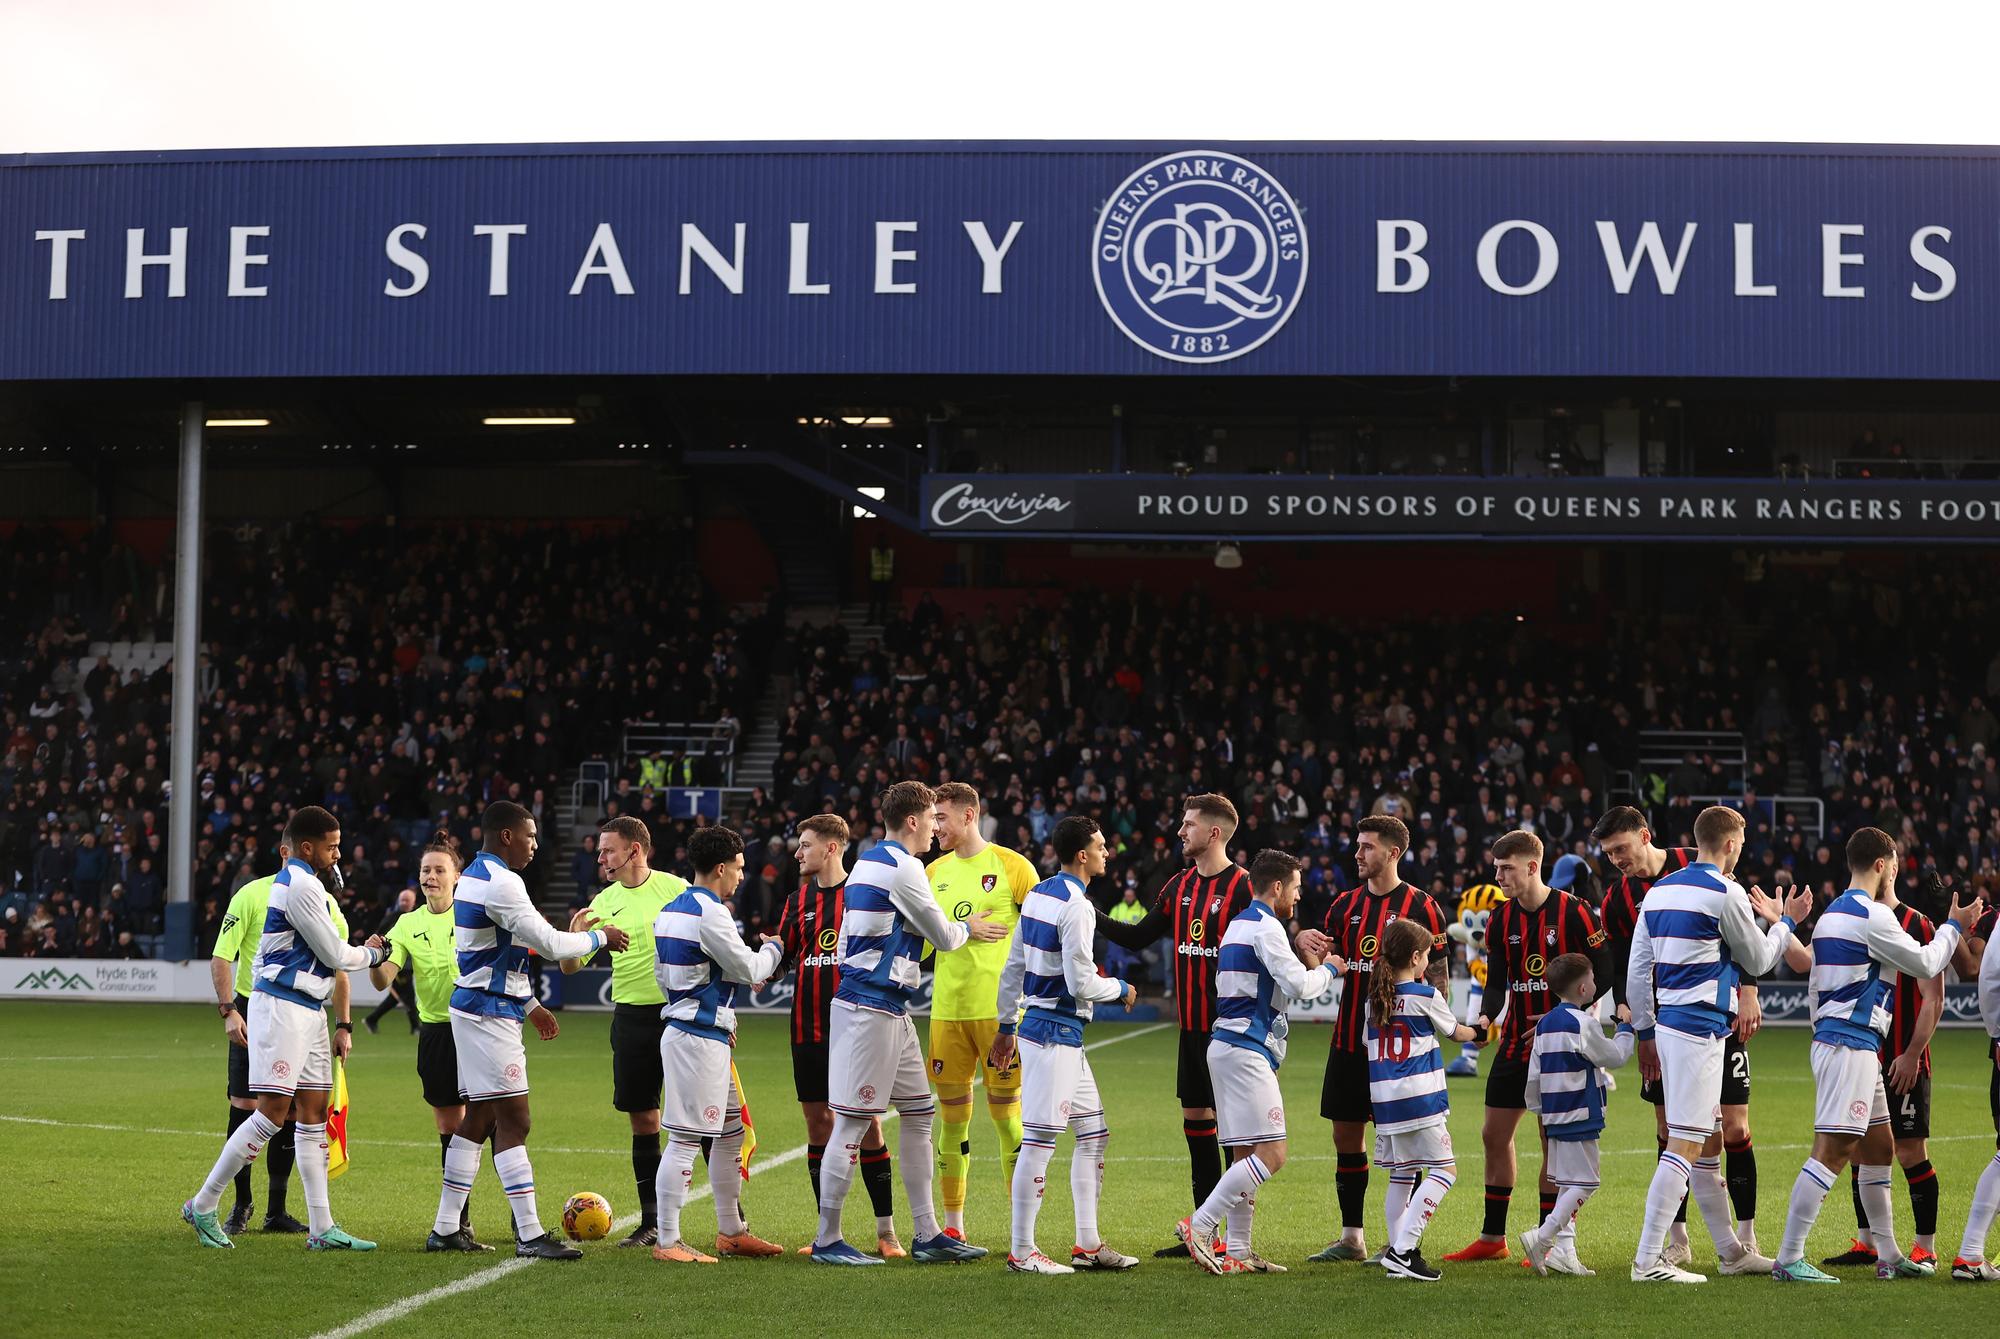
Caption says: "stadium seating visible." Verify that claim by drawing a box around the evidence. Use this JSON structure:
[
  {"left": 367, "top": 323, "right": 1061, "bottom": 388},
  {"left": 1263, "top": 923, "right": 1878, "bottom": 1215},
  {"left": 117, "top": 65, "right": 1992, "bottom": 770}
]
[{"left": 4, "top": 519, "right": 1996, "bottom": 969}]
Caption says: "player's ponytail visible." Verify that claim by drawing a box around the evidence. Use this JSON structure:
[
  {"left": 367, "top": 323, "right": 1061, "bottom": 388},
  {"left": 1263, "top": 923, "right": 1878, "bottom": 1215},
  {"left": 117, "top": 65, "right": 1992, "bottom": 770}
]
[{"left": 1369, "top": 918, "right": 1436, "bottom": 1031}]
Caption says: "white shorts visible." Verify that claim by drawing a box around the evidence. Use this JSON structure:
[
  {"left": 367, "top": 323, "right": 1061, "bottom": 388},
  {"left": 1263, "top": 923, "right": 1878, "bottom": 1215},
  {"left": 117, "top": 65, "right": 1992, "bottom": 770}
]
[
  {"left": 451, "top": 1008, "right": 528, "bottom": 1101},
  {"left": 1811, "top": 1040, "right": 1890, "bottom": 1136},
  {"left": 1380, "top": 1122, "right": 1453, "bottom": 1172},
  {"left": 1018, "top": 1035, "right": 1103, "bottom": 1137},
  {"left": 1208, "top": 1040, "right": 1286, "bottom": 1148},
  {"left": 661, "top": 1026, "right": 738, "bottom": 1138},
  {"left": 827, "top": 1001, "right": 931, "bottom": 1118},
  {"left": 1656, "top": 1025, "right": 1724, "bottom": 1142},
  {"left": 1544, "top": 1136, "right": 1602, "bottom": 1188},
  {"left": 247, "top": 990, "right": 332, "bottom": 1096}
]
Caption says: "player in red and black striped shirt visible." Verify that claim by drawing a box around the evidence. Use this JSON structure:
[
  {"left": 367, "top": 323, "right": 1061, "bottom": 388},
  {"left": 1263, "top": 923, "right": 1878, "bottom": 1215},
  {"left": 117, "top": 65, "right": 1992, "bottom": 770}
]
[
  {"left": 1442, "top": 829, "right": 1610, "bottom": 1263},
  {"left": 1827, "top": 874, "right": 1951, "bottom": 1267},
  {"left": 774, "top": 815, "right": 900, "bottom": 1257},
  {"left": 1097, "top": 793, "right": 1254, "bottom": 1255},
  {"left": 1298, "top": 814, "right": 1447, "bottom": 1261}
]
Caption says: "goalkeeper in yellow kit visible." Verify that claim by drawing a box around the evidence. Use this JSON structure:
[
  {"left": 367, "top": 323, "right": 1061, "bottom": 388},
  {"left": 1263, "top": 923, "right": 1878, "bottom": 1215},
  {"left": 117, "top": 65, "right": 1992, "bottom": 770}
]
[{"left": 926, "top": 782, "right": 1038, "bottom": 1239}]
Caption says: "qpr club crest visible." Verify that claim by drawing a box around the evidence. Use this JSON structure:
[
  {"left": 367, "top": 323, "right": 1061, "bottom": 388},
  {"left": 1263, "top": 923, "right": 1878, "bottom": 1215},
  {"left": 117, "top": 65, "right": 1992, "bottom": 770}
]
[{"left": 1093, "top": 149, "right": 1308, "bottom": 364}]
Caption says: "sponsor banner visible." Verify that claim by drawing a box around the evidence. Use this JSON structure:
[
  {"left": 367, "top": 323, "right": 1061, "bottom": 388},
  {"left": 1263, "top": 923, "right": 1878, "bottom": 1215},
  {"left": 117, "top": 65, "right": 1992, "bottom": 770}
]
[
  {"left": 2, "top": 957, "right": 390, "bottom": 1004},
  {"left": 922, "top": 474, "right": 2000, "bottom": 541},
  {"left": 8, "top": 141, "right": 2000, "bottom": 381}
]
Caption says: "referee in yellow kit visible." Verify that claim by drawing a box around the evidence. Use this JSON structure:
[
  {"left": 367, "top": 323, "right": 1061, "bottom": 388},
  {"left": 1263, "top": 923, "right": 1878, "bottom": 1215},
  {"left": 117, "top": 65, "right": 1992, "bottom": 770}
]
[{"left": 561, "top": 816, "right": 688, "bottom": 1247}]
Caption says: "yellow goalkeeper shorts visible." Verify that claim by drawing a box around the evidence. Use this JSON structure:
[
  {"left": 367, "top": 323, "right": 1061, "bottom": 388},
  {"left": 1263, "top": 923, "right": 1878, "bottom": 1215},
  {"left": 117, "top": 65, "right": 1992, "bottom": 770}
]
[{"left": 927, "top": 1017, "right": 1021, "bottom": 1095}]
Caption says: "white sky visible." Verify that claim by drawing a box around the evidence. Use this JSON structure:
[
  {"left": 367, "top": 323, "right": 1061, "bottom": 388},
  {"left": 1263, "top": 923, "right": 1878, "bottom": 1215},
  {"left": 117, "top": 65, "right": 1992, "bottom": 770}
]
[{"left": 3, "top": 0, "right": 1997, "bottom": 153}]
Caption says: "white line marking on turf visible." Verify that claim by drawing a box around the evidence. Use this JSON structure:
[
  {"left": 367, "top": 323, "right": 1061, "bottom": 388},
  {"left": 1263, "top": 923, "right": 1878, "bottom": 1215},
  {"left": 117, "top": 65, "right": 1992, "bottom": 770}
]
[
  {"left": 302, "top": 1022, "right": 1173, "bottom": 1339},
  {"left": 301, "top": 1141, "right": 815, "bottom": 1339}
]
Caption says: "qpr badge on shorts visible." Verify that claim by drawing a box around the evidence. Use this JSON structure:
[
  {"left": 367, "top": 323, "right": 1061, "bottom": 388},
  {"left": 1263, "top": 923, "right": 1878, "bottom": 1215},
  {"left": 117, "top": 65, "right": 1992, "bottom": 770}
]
[{"left": 1093, "top": 149, "right": 1308, "bottom": 365}]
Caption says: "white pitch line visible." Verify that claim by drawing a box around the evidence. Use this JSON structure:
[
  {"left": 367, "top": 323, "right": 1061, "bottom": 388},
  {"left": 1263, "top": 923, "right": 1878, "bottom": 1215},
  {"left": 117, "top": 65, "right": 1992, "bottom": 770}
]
[
  {"left": 301, "top": 1141, "right": 815, "bottom": 1339},
  {"left": 304, "top": 1022, "right": 1174, "bottom": 1339}
]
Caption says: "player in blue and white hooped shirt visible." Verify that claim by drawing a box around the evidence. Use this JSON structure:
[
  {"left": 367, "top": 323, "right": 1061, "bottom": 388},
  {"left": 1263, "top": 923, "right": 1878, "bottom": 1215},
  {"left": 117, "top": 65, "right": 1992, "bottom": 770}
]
[
  {"left": 1365, "top": 918, "right": 1480, "bottom": 1281},
  {"left": 812, "top": 781, "right": 1007, "bottom": 1266},
  {"left": 990, "top": 816, "right": 1140, "bottom": 1275},
  {"left": 1521, "top": 952, "right": 1636, "bottom": 1275},
  {"left": 1772, "top": 826, "right": 1980, "bottom": 1283},
  {"left": 1955, "top": 896, "right": 2000, "bottom": 1280},
  {"left": 649, "top": 825, "right": 787, "bottom": 1264},
  {"left": 1627, "top": 805, "right": 1809, "bottom": 1283},
  {"left": 183, "top": 806, "right": 390, "bottom": 1252},
  {"left": 427, "top": 801, "right": 627, "bottom": 1260},
  {"left": 1177, "top": 849, "right": 1342, "bottom": 1276}
]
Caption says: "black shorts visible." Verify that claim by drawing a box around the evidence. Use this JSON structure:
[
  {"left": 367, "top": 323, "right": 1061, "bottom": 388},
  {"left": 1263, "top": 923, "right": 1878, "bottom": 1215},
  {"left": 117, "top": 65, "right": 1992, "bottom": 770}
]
[
  {"left": 793, "top": 1039, "right": 831, "bottom": 1105},
  {"left": 1988, "top": 1040, "right": 2000, "bottom": 1140},
  {"left": 1885, "top": 1064, "right": 1930, "bottom": 1141},
  {"left": 226, "top": 992, "right": 252, "bottom": 1099},
  {"left": 1177, "top": 1027, "right": 1217, "bottom": 1109},
  {"left": 610, "top": 1004, "right": 666, "bottom": 1113},
  {"left": 1320, "top": 1044, "right": 1372, "bottom": 1124},
  {"left": 1641, "top": 1032, "right": 1751, "bottom": 1108},
  {"left": 417, "top": 1021, "right": 461, "bottom": 1109},
  {"left": 1485, "top": 1056, "right": 1531, "bottom": 1111}
]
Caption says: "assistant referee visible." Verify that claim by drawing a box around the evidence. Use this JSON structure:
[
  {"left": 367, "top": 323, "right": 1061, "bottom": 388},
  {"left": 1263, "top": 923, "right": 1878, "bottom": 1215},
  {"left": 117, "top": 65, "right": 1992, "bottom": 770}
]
[{"left": 560, "top": 815, "right": 688, "bottom": 1248}]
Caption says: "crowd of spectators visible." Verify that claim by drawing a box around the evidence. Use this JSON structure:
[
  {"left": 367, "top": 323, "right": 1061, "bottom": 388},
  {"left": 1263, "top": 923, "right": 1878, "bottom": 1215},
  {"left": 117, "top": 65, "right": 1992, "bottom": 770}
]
[
  {"left": 0, "top": 519, "right": 775, "bottom": 958},
  {"left": 588, "top": 561, "right": 2000, "bottom": 968},
  {"left": 7, "top": 512, "right": 2000, "bottom": 980}
]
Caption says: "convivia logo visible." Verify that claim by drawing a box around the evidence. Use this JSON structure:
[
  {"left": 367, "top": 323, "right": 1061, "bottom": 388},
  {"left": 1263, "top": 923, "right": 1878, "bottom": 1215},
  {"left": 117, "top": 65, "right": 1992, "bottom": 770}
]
[{"left": 15, "top": 967, "right": 92, "bottom": 991}]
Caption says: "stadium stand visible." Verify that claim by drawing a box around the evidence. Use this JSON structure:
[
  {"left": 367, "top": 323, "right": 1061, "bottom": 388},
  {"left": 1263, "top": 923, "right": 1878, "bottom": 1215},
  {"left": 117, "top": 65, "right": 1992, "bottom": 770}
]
[{"left": 5, "top": 516, "right": 1998, "bottom": 977}]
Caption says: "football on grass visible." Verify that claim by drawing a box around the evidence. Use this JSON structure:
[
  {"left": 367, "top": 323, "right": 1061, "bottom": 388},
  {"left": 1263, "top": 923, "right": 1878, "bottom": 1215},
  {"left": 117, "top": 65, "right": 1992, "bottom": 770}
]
[{"left": 562, "top": 1192, "right": 613, "bottom": 1241}]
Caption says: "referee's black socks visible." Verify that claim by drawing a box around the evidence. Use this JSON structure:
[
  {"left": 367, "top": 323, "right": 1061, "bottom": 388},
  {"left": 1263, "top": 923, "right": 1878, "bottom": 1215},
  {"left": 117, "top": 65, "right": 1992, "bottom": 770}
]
[
  {"left": 634, "top": 1133, "right": 662, "bottom": 1230},
  {"left": 266, "top": 1120, "right": 296, "bottom": 1216},
  {"left": 1336, "top": 1151, "right": 1369, "bottom": 1230},
  {"left": 1185, "top": 1118, "right": 1222, "bottom": 1205},
  {"left": 226, "top": 1107, "right": 253, "bottom": 1209}
]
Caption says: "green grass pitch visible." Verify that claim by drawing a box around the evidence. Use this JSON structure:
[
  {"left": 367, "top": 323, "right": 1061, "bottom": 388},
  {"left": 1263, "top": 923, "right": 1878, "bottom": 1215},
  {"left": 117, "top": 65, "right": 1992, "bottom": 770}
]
[{"left": 3, "top": 1003, "right": 1997, "bottom": 1337}]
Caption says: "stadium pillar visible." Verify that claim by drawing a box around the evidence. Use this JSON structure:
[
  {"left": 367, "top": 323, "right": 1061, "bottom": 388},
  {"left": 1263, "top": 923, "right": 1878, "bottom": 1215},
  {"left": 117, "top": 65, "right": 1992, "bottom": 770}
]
[{"left": 162, "top": 401, "right": 204, "bottom": 961}]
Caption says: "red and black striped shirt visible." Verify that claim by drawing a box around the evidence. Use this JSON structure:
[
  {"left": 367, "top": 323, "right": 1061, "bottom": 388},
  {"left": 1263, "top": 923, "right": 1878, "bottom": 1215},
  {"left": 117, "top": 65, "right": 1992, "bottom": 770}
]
[
  {"left": 1154, "top": 864, "right": 1254, "bottom": 1034},
  {"left": 1321, "top": 882, "right": 1447, "bottom": 1053},
  {"left": 1481, "top": 890, "right": 1607, "bottom": 1062},
  {"left": 1599, "top": 846, "right": 1693, "bottom": 1007},
  {"left": 1883, "top": 904, "right": 1937, "bottom": 1072},
  {"left": 776, "top": 880, "right": 845, "bottom": 1045}
]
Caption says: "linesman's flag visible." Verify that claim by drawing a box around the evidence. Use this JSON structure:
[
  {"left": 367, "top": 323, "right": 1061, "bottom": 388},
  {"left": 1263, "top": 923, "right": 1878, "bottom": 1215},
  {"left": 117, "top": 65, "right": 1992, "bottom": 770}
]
[
  {"left": 326, "top": 1060, "right": 351, "bottom": 1178},
  {"left": 730, "top": 1061, "right": 756, "bottom": 1177}
]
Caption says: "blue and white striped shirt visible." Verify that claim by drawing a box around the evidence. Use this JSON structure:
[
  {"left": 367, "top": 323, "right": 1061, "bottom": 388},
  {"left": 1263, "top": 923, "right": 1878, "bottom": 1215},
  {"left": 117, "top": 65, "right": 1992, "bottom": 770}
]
[
  {"left": 995, "top": 871, "right": 1125, "bottom": 1047},
  {"left": 1809, "top": 889, "right": 1961, "bottom": 1051},
  {"left": 1365, "top": 981, "right": 1459, "bottom": 1134},
  {"left": 1627, "top": 860, "right": 1796, "bottom": 1040},
  {"left": 451, "top": 852, "right": 603, "bottom": 1020},
  {"left": 253, "top": 858, "right": 377, "bottom": 1008},
  {"left": 653, "top": 885, "right": 784, "bottom": 1042},
  {"left": 836, "top": 839, "right": 968, "bottom": 1016},
  {"left": 1212, "top": 900, "right": 1335, "bottom": 1071},
  {"left": 1527, "top": 1001, "right": 1635, "bottom": 1141}
]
